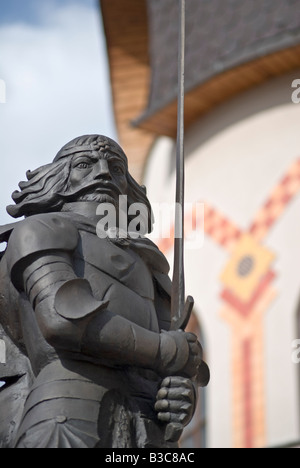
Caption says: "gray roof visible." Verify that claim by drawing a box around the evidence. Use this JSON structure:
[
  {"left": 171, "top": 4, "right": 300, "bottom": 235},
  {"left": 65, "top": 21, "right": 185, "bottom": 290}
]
[{"left": 135, "top": 0, "right": 300, "bottom": 125}]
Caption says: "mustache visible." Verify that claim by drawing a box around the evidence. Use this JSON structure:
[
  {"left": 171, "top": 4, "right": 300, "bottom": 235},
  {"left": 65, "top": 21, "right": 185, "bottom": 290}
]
[{"left": 62, "top": 180, "right": 123, "bottom": 199}]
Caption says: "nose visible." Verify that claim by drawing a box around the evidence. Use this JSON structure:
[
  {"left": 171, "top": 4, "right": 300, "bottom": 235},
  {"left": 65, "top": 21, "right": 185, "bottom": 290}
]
[{"left": 94, "top": 159, "right": 111, "bottom": 180}]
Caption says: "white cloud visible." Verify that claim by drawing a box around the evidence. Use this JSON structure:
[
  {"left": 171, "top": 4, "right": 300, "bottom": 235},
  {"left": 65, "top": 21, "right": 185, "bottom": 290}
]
[{"left": 0, "top": 2, "right": 116, "bottom": 225}]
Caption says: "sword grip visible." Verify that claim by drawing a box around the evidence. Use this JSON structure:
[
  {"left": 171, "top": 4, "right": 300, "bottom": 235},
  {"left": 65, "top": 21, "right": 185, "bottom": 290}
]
[
  {"left": 165, "top": 422, "right": 184, "bottom": 444},
  {"left": 165, "top": 296, "right": 194, "bottom": 444}
]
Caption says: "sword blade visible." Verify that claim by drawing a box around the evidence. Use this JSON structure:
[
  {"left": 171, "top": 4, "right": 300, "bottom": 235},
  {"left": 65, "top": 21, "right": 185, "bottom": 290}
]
[{"left": 171, "top": 0, "right": 186, "bottom": 330}]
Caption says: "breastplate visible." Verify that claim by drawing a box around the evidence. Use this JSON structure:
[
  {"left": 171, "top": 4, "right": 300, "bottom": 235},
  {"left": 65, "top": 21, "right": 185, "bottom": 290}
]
[{"left": 74, "top": 231, "right": 159, "bottom": 332}]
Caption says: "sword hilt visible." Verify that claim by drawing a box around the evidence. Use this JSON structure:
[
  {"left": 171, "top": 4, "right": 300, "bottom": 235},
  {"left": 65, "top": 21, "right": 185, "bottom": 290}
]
[{"left": 165, "top": 296, "right": 193, "bottom": 444}]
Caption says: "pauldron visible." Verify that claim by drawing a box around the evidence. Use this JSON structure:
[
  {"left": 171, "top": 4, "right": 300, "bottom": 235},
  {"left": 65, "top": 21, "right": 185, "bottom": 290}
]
[{"left": 5, "top": 213, "right": 79, "bottom": 290}]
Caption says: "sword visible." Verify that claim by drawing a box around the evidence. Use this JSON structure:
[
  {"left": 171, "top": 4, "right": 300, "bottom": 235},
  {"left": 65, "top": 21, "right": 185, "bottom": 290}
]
[
  {"left": 165, "top": 0, "right": 194, "bottom": 445},
  {"left": 165, "top": 0, "right": 210, "bottom": 444},
  {"left": 170, "top": 0, "right": 194, "bottom": 333}
]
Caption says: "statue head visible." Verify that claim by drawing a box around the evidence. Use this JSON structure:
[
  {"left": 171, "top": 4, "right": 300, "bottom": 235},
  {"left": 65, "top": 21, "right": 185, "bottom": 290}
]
[{"left": 7, "top": 135, "right": 153, "bottom": 233}]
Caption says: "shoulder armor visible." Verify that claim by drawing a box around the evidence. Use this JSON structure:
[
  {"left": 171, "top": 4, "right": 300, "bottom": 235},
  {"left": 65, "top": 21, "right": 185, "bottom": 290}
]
[
  {"left": 153, "top": 271, "right": 172, "bottom": 298},
  {"left": 5, "top": 213, "right": 79, "bottom": 281},
  {"left": 0, "top": 222, "right": 21, "bottom": 244}
]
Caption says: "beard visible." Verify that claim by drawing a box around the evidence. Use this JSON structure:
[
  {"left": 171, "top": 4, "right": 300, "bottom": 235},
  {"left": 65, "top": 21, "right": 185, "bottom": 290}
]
[
  {"left": 64, "top": 180, "right": 121, "bottom": 207},
  {"left": 77, "top": 192, "right": 118, "bottom": 206}
]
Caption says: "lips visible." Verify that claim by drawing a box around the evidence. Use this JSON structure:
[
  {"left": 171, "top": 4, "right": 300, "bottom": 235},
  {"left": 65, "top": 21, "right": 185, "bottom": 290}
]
[
  {"left": 91, "top": 181, "right": 122, "bottom": 194},
  {"left": 94, "top": 186, "right": 114, "bottom": 193}
]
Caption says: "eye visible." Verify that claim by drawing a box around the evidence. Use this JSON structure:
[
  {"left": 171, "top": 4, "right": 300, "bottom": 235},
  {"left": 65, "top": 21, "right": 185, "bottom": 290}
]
[
  {"left": 112, "top": 165, "right": 124, "bottom": 175},
  {"left": 76, "top": 162, "right": 90, "bottom": 170}
]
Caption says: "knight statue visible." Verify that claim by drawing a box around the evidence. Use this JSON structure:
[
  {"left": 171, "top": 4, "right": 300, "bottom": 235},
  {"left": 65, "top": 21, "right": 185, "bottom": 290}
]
[{"left": 0, "top": 135, "right": 209, "bottom": 448}]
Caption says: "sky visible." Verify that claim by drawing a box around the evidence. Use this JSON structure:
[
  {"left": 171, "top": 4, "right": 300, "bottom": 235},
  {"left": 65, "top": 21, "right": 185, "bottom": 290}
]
[{"left": 0, "top": 0, "right": 117, "bottom": 226}]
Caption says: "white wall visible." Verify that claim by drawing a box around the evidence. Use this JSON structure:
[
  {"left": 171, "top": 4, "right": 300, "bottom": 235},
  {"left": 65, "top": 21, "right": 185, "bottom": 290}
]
[{"left": 144, "top": 70, "right": 300, "bottom": 448}]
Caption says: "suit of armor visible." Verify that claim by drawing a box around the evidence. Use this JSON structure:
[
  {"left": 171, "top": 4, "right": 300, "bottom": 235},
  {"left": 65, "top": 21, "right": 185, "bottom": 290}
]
[{"left": 0, "top": 211, "right": 189, "bottom": 448}]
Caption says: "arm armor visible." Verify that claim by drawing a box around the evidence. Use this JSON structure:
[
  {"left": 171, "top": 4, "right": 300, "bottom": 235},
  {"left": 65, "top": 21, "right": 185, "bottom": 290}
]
[{"left": 5, "top": 214, "right": 163, "bottom": 370}]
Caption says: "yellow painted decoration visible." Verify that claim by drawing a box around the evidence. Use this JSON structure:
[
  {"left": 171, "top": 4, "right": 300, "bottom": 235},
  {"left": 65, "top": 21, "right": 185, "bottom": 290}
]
[{"left": 220, "top": 234, "right": 275, "bottom": 302}]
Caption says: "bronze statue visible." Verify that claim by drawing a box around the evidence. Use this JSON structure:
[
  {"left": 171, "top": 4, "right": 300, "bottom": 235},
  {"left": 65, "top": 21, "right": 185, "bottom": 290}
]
[{"left": 0, "top": 135, "right": 209, "bottom": 448}]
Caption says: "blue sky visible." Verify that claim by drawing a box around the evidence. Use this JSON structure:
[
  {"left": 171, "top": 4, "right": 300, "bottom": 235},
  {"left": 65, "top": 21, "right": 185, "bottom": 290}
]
[
  {"left": 0, "top": 0, "right": 117, "bottom": 226},
  {"left": 0, "top": 0, "right": 97, "bottom": 25}
]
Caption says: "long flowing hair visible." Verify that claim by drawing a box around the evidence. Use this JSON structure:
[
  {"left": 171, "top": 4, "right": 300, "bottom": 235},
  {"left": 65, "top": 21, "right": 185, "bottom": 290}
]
[{"left": 7, "top": 136, "right": 154, "bottom": 233}]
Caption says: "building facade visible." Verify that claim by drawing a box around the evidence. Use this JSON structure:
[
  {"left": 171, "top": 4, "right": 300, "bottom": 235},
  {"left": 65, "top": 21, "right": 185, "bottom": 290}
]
[{"left": 100, "top": 0, "right": 300, "bottom": 448}]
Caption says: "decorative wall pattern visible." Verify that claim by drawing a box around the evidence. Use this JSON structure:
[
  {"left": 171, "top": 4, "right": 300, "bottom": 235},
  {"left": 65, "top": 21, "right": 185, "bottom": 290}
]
[{"left": 158, "top": 157, "right": 300, "bottom": 447}]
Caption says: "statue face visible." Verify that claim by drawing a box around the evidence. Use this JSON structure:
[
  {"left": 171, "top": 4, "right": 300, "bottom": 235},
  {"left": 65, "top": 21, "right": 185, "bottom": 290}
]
[{"left": 68, "top": 151, "right": 128, "bottom": 205}]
